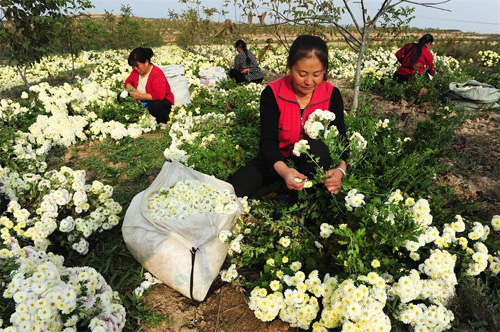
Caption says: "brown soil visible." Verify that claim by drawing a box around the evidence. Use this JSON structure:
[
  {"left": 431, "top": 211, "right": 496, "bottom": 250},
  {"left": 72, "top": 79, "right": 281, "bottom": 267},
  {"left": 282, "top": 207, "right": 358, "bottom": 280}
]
[{"left": 142, "top": 283, "right": 293, "bottom": 332}]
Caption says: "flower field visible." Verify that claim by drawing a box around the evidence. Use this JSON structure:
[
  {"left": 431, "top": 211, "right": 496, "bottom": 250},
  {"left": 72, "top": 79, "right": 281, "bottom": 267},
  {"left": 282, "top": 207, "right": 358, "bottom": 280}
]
[{"left": 1, "top": 42, "right": 500, "bottom": 332}]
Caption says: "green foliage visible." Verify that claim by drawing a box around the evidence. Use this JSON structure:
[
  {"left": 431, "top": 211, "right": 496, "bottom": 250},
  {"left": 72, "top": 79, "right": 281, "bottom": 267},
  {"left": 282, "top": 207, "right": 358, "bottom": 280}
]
[
  {"left": 94, "top": 95, "right": 145, "bottom": 123},
  {"left": 172, "top": 6, "right": 223, "bottom": 48},
  {"left": 0, "top": 257, "right": 18, "bottom": 323},
  {"left": 360, "top": 62, "right": 468, "bottom": 105},
  {"left": 0, "top": 0, "right": 93, "bottom": 86},
  {"left": 452, "top": 276, "right": 500, "bottom": 331},
  {"left": 48, "top": 6, "right": 164, "bottom": 54}
]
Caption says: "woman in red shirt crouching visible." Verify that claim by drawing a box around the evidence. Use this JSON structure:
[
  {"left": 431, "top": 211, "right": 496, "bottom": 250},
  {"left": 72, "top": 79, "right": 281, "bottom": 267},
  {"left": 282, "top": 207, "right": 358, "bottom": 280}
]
[
  {"left": 393, "top": 34, "right": 435, "bottom": 83},
  {"left": 125, "top": 47, "right": 175, "bottom": 124}
]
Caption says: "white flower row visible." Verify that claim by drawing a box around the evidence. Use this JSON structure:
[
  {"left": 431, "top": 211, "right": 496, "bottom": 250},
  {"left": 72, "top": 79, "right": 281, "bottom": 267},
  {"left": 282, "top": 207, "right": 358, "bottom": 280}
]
[
  {"left": 0, "top": 240, "right": 126, "bottom": 331},
  {"left": 1, "top": 165, "right": 122, "bottom": 254}
]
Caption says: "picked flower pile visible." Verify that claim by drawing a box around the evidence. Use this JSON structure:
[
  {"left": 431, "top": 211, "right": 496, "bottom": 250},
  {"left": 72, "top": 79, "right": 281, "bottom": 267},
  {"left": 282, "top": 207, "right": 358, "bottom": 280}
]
[{"left": 148, "top": 179, "right": 239, "bottom": 220}]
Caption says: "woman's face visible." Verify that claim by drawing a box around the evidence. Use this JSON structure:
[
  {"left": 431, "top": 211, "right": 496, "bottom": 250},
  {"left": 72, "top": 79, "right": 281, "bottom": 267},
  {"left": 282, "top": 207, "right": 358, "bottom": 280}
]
[
  {"left": 132, "top": 60, "right": 150, "bottom": 76},
  {"left": 290, "top": 55, "right": 325, "bottom": 98}
]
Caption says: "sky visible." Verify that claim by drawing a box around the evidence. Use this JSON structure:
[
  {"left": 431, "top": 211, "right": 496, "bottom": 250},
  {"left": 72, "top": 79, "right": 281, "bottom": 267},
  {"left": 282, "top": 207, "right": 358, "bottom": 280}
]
[{"left": 88, "top": 0, "right": 500, "bottom": 35}]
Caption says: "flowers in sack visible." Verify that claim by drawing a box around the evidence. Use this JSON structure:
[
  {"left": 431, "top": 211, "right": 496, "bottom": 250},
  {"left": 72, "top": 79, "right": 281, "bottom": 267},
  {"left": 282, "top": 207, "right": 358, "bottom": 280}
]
[
  {"left": 147, "top": 179, "right": 239, "bottom": 220},
  {"left": 1, "top": 240, "right": 126, "bottom": 331}
]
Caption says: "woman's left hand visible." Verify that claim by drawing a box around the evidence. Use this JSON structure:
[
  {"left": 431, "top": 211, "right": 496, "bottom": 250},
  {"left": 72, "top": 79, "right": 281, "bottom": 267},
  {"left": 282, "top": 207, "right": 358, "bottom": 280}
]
[
  {"left": 129, "top": 90, "right": 140, "bottom": 100},
  {"left": 322, "top": 168, "right": 344, "bottom": 194}
]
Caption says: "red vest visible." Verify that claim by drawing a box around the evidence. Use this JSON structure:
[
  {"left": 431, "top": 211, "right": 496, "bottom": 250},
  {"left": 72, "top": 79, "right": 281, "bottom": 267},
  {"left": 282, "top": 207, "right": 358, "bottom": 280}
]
[
  {"left": 124, "top": 64, "right": 175, "bottom": 105},
  {"left": 269, "top": 75, "right": 334, "bottom": 158}
]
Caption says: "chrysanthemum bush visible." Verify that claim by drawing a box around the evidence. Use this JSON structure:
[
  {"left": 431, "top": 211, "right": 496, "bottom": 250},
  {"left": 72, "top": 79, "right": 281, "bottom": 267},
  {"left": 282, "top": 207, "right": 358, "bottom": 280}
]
[
  {"left": 0, "top": 165, "right": 122, "bottom": 255},
  {"left": 0, "top": 239, "right": 126, "bottom": 331},
  {"left": 217, "top": 102, "right": 499, "bottom": 331},
  {"left": 219, "top": 189, "right": 500, "bottom": 331},
  {"left": 162, "top": 80, "right": 261, "bottom": 180}
]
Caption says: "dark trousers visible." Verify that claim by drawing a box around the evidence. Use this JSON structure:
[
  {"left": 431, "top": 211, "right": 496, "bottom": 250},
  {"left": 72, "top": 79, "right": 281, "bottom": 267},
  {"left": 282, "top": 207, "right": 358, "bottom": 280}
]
[
  {"left": 146, "top": 99, "right": 172, "bottom": 124},
  {"left": 229, "top": 139, "right": 332, "bottom": 198},
  {"left": 229, "top": 69, "right": 264, "bottom": 84},
  {"left": 393, "top": 72, "right": 412, "bottom": 83}
]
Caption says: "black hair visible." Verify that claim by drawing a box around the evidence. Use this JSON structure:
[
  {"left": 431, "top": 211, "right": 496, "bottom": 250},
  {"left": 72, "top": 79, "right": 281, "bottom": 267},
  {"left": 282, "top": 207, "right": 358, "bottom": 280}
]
[
  {"left": 408, "top": 34, "right": 434, "bottom": 67},
  {"left": 235, "top": 39, "right": 251, "bottom": 66},
  {"left": 128, "top": 47, "right": 154, "bottom": 66},
  {"left": 287, "top": 35, "right": 329, "bottom": 76}
]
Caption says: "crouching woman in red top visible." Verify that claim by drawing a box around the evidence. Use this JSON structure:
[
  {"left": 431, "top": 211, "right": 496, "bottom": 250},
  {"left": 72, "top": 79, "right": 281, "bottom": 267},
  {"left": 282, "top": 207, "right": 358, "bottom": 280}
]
[
  {"left": 125, "top": 47, "right": 175, "bottom": 124},
  {"left": 230, "top": 35, "right": 348, "bottom": 200},
  {"left": 393, "top": 34, "right": 435, "bottom": 83}
]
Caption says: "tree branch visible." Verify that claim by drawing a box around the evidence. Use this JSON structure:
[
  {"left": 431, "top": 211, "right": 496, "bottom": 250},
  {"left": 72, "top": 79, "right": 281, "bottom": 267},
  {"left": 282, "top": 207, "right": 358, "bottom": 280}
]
[
  {"left": 343, "top": 0, "right": 361, "bottom": 34},
  {"left": 360, "top": 0, "right": 367, "bottom": 26}
]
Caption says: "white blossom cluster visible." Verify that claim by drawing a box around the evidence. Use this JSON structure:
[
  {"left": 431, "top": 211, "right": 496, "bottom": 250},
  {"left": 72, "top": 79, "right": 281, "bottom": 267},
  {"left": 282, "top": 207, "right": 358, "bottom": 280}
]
[
  {"left": 348, "top": 132, "right": 367, "bottom": 151},
  {"left": 478, "top": 50, "right": 499, "bottom": 67},
  {"left": 0, "top": 240, "right": 126, "bottom": 331},
  {"left": 397, "top": 302, "right": 454, "bottom": 332},
  {"left": 316, "top": 272, "right": 391, "bottom": 331},
  {"left": 392, "top": 249, "right": 458, "bottom": 306},
  {"left": 319, "top": 223, "right": 335, "bottom": 238},
  {"left": 468, "top": 220, "right": 490, "bottom": 241},
  {"left": 0, "top": 99, "right": 30, "bottom": 121},
  {"left": 1, "top": 166, "right": 122, "bottom": 254},
  {"left": 220, "top": 263, "right": 239, "bottom": 282},
  {"left": 218, "top": 228, "right": 246, "bottom": 256},
  {"left": 344, "top": 188, "right": 365, "bottom": 211},
  {"left": 147, "top": 179, "right": 239, "bottom": 220},
  {"left": 465, "top": 241, "right": 489, "bottom": 276},
  {"left": 249, "top": 269, "right": 322, "bottom": 330},
  {"left": 303, "top": 109, "right": 337, "bottom": 140},
  {"left": 0, "top": 50, "right": 107, "bottom": 92},
  {"left": 292, "top": 139, "right": 310, "bottom": 157},
  {"left": 133, "top": 272, "right": 162, "bottom": 297},
  {"left": 163, "top": 108, "right": 235, "bottom": 163},
  {"left": 27, "top": 80, "right": 157, "bottom": 146}
]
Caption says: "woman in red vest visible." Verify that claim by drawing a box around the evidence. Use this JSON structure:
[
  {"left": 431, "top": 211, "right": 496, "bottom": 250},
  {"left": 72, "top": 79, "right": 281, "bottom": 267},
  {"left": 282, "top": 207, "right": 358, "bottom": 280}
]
[
  {"left": 230, "top": 35, "right": 348, "bottom": 199},
  {"left": 393, "top": 34, "right": 435, "bottom": 83},
  {"left": 124, "top": 47, "right": 175, "bottom": 124}
]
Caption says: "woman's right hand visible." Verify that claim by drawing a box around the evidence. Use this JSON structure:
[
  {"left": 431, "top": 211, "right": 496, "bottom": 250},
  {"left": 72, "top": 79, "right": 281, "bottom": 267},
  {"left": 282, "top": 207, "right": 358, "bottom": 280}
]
[{"left": 274, "top": 161, "right": 307, "bottom": 191}]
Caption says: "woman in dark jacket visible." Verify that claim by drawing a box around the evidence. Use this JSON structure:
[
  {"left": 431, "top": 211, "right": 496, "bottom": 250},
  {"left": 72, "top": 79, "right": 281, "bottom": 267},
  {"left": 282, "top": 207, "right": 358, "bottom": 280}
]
[{"left": 229, "top": 40, "right": 264, "bottom": 84}]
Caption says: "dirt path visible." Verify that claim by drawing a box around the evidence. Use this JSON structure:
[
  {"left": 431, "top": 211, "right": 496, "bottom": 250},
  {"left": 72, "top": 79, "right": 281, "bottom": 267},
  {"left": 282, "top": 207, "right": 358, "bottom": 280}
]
[{"left": 143, "top": 283, "right": 293, "bottom": 332}]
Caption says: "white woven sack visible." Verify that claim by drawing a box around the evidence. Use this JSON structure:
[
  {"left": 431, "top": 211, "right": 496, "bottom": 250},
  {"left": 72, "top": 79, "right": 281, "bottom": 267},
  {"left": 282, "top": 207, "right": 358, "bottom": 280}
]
[
  {"left": 199, "top": 66, "right": 227, "bottom": 87},
  {"left": 122, "top": 161, "right": 242, "bottom": 301},
  {"left": 159, "top": 65, "right": 191, "bottom": 106}
]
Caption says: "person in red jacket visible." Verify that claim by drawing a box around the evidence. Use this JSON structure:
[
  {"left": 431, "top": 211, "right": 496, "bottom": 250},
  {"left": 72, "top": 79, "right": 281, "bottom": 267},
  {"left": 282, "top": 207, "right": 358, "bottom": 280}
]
[
  {"left": 230, "top": 35, "right": 348, "bottom": 199},
  {"left": 393, "top": 34, "right": 435, "bottom": 83},
  {"left": 124, "top": 47, "right": 175, "bottom": 124}
]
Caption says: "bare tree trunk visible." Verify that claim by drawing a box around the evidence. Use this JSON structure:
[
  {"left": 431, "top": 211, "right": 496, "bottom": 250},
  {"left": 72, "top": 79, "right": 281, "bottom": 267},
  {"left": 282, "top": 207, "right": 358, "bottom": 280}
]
[
  {"left": 16, "top": 65, "right": 30, "bottom": 90},
  {"left": 351, "top": 31, "right": 369, "bottom": 113}
]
